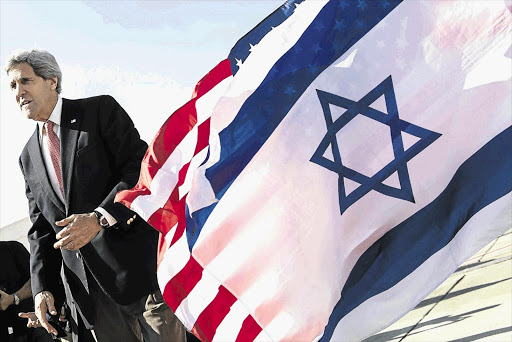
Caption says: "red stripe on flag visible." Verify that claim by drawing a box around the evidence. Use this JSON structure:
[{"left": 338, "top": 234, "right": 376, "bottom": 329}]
[
  {"left": 146, "top": 190, "right": 184, "bottom": 236},
  {"left": 148, "top": 118, "right": 212, "bottom": 233},
  {"left": 114, "top": 182, "right": 151, "bottom": 209},
  {"left": 147, "top": 207, "right": 178, "bottom": 236},
  {"left": 195, "top": 119, "right": 211, "bottom": 155},
  {"left": 236, "top": 315, "right": 263, "bottom": 342},
  {"left": 147, "top": 100, "right": 198, "bottom": 181},
  {"left": 177, "top": 119, "right": 211, "bottom": 188},
  {"left": 178, "top": 162, "right": 191, "bottom": 189},
  {"left": 115, "top": 59, "right": 232, "bottom": 209},
  {"left": 139, "top": 60, "right": 230, "bottom": 183},
  {"left": 170, "top": 215, "right": 187, "bottom": 247},
  {"left": 192, "top": 285, "right": 238, "bottom": 342},
  {"left": 155, "top": 59, "right": 230, "bottom": 176},
  {"left": 163, "top": 255, "right": 204, "bottom": 311},
  {"left": 115, "top": 104, "right": 196, "bottom": 206},
  {"left": 193, "top": 59, "right": 232, "bottom": 98}
]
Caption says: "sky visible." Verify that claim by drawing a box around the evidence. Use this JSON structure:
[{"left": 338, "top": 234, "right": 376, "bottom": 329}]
[{"left": 0, "top": 0, "right": 284, "bottom": 227}]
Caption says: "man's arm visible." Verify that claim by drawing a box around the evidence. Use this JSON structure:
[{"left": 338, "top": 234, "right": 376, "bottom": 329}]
[
  {"left": 19, "top": 158, "right": 64, "bottom": 333},
  {"left": 0, "top": 278, "right": 32, "bottom": 310},
  {"left": 14, "top": 278, "right": 32, "bottom": 301},
  {"left": 54, "top": 96, "right": 149, "bottom": 250},
  {"left": 95, "top": 95, "right": 148, "bottom": 228},
  {"left": 0, "top": 241, "right": 32, "bottom": 310}
]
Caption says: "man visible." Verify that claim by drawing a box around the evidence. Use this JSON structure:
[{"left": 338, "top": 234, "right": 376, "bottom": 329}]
[
  {"left": 6, "top": 49, "right": 186, "bottom": 342},
  {"left": 0, "top": 240, "right": 55, "bottom": 341}
]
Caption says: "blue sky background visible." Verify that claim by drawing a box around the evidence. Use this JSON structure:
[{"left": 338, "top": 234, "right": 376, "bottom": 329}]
[{"left": 0, "top": 0, "right": 283, "bottom": 227}]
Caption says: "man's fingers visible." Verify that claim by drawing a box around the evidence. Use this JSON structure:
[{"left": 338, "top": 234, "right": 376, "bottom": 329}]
[
  {"left": 34, "top": 309, "right": 55, "bottom": 334},
  {"left": 56, "top": 215, "right": 74, "bottom": 227},
  {"left": 55, "top": 229, "right": 68, "bottom": 241},
  {"left": 55, "top": 224, "right": 73, "bottom": 240},
  {"left": 19, "top": 311, "right": 42, "bottom": 329},
  {"left": 18, "top": 312, "right": 32, "bottom": 318},
  {"left": 54, "top": 235, "right": 80, "bottom": 250},
  {"left": 46, "top": 296, "right": 57, "bottom": 316},
  {"left": 54, "top": 233, "right": 72, "bottom": 249},
  {"left": 39, "top": 317, "right": 57, "bottom": 335},
  {"left": 32, "top": 291, "right": 57, "bottom": 334}
]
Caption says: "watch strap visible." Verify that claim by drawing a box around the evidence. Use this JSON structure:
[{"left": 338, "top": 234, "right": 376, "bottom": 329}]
[
  {"left": 93, "top": 210, "right": 110, "bottom": 228},
  {"left": 13, "top": 293, "right": 20, "bottom": 306}
]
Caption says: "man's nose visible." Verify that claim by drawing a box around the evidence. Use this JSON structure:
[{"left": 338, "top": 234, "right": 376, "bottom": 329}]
[{"left": 16, "top": 84, "right": 26, "bottom": 98}]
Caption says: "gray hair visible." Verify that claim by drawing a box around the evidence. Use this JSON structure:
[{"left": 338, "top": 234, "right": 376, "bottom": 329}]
[{"left": 5, "top": 49, "right": 62, "bottom": 94}]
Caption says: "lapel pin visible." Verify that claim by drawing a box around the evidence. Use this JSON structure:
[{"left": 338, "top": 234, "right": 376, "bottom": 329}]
[{"left": 71, "top": 119, "right": 77, "bottom": 123}]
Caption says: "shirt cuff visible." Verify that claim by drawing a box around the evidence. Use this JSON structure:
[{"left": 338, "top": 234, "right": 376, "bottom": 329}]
[{"left": 94, "top": 207, "right": 118, "bottom": 227}]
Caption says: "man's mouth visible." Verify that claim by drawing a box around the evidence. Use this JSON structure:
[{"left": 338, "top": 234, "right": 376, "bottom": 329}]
[{"left": 20, "top": 100, "right": 31, "bottom": 109}]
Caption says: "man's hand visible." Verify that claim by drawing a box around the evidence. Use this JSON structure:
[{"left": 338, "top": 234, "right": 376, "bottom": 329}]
[
  {"left": 19, "top": 291, "right": 58, "bottom": 335},
  {"left": 0, "top": 289, "right": 14, "bottom": 310},
  {"left": 19, "top": 305, "right": 67, "bottom": 329},
  {"left": 54, "top": 213, "right": 102, "bottom": 250},
  {"left": 18, "top": 311, "right": 40, "bottom": 328}
]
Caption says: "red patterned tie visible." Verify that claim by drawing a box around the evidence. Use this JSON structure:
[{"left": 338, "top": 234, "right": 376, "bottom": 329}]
[{"left": 45, "top": 121, "right": 64, "bottom": 197}]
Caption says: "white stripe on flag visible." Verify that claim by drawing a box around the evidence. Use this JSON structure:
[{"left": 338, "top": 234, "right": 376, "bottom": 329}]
[
  {"left": 253, "top": 327, "right": 274, "bottom": 342},
  {"left": 179, "top": 76, "right": 234, "bottom": 201},
  {"left": 175, "top": 268, "right": 221, "bottom": 329},
  {"left": 157, "top": 226, "right": 189, "bottom": 291},
  {"left": 186, "top": 125, "right": 222, "bottom": 214},
  {"left": 131, "top": 125, "right": 198, "bottom": 219},
  {"left": 179, "top": 146, "right": 209, "bottom": 200},
  {"left": 211, "top": 300, "right": 250, "bottom": 342},
  {"left": 331, "top": 192, "right": 512, "bottom": 341},
  {"left": 196, "top": 77, "right": 232, "bottom": 125}
]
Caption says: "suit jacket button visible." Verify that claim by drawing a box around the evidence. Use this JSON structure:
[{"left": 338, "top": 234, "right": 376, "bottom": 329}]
[{"left": 127, "top": 219, "right": 131, "bottom": 225}]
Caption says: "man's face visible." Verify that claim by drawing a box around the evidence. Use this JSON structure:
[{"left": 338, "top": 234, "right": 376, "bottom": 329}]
[{"left": 8, "top": 62, "right": 58, "bottom": 122}]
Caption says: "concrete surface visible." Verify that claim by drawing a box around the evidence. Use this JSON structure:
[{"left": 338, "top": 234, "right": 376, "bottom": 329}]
[{"left": 365, "top": 229, "right": 512, "bottom": 342}]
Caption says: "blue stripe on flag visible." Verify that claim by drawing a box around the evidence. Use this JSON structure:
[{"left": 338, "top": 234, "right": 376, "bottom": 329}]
[
  {"left": 186, "top": 0, "right": 403, "bottom": 250},
  {"left": 228, "top": 0, "right": 305, "bottom": 76},
  {"left": 320, "top": 126, "right": 512, "bottom": 341}
]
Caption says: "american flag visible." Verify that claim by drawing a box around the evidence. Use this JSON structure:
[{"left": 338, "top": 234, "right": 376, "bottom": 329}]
[{"left": 116, "top": 0, "right": 512, "bottom": 340}]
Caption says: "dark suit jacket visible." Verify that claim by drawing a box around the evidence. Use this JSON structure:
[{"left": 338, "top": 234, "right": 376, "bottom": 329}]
[{"left": 19, "top": 95, "right": 159, "bottom": 325}]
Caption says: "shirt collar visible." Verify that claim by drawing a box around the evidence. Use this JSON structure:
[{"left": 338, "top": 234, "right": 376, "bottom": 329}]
[{"left": 38, "top": 96, "right": 63, "bottom": 140}]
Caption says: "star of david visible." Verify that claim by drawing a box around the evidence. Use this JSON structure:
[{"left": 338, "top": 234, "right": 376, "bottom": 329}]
[{"left": 310, "top": 76, "right": 441, "bottom": 215}]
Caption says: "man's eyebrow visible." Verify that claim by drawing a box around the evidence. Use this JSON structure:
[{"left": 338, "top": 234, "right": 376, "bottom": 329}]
[{"left": 10, "top": 77, "right": 32, "bottom": 86}]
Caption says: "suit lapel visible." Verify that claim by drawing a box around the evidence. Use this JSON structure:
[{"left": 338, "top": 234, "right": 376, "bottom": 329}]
[
  {"left": 60, "top": 98, "right": 80, "bottom": 215},
  {"left": 27, "top": 127, "right": 66, "bottom": 214}
]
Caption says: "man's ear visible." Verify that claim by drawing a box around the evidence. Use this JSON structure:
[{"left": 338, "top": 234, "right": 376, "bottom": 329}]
[{"left": 48, "top": 77, "right": 58, "bottom": 91}]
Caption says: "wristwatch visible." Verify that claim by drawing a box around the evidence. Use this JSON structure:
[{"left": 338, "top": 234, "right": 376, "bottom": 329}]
[
  {"left": 13, "top": 293, "right": 20, "bottom": 306},
  {"left": 93, "top": 210, "right": 110, "bottom": 228}
]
